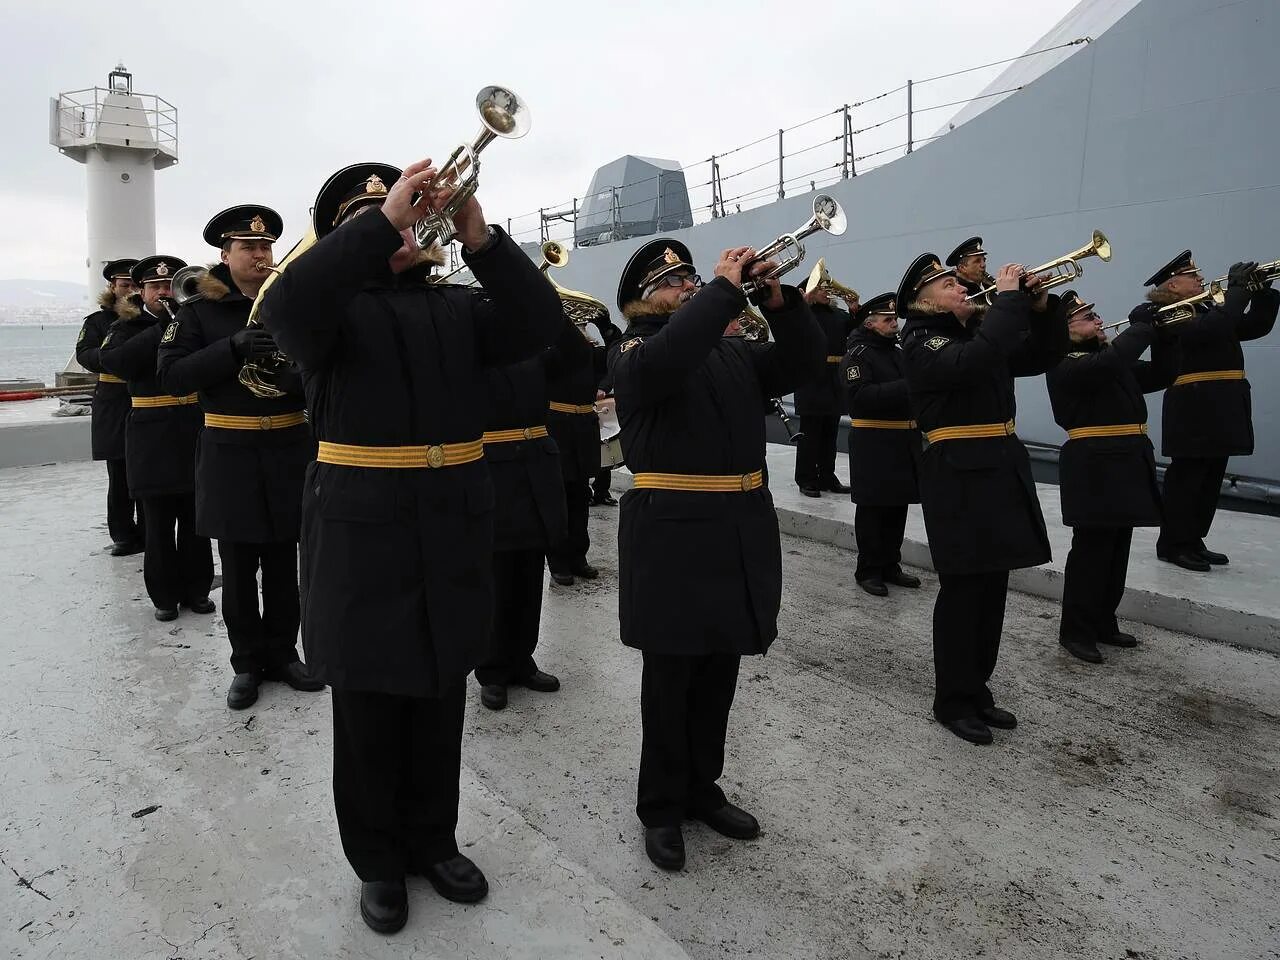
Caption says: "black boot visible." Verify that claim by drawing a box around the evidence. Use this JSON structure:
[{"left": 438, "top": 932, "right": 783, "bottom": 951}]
[
  {"left": 1157, "top": 549, "right": 1210, "bottom": 572},
  {"left": 978, "top": 706, "right": 1017, "bottom": 729},
  {"left": 516, "top": 670, "right": 560, "bottom": 693},
  {"left": 183, "top": 596, "right": 216, "bottom": 615},
  {"left": 422, "top": 854, "right": 488, "bottom": 903},
  {"left": 1099, "top": 631, "right": 1138, "bottom": 648},
  {"left": 570, "top": 561, "right": 599, "bottom": 580},
  {"left": 694, "top": 802, "right": 759, "bottom": 839},
  {"left": 480, "top": 684, "right": 508, "bottom": 710},
  {"left": 264, "top": 660, "right": 325, "bottom": 692},
  {"left": 939, "top": 716, "right": 993, "bottom": 745},
  {"left": 359, "top": 879, "right": 407, "bottom": 934},
  {"left": 226, "top": 672, "right": 261, "bottom": 710},
  {"left": 883, "top": 568, "right": 921, "bottom": 588},
  {"left": 858, "top": 577, "right": 888, "bottom": 597},
  {"left": 644, "top": 826, "right": 685, "bottom": 871},
  {"left": 1060, "top": 637, "right": 1104, "bottom": 664}
]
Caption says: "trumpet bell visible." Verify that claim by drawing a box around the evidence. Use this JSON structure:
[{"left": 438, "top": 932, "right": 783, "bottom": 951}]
[
  {"left": 811, "top": 195, "right": 847, "bottom": 237},
  {"left": 170, "top": 265, "right": 209, "bottom": 306},
  {"left": 476, "top": 85, "right": 531, "bottom": 141}
]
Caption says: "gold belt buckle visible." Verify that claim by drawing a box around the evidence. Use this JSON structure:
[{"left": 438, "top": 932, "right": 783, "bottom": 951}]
[
  {"left": 426, "top": 444, "right": 446, "bottom": 468},
  {"left": 739, "top": 474, "right": 752, "bottom": 492},
  {"left": 523, "top": 427, "right": 535, "bottom": 439},
  {"left": 259, "top": 416, "right": 272, "bottom": 430}
]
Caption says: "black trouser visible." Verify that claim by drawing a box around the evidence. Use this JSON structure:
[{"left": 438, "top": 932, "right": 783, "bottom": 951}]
[
  {"left": 331, "top": 684, "right": 465, "bottom": 881},
  {"left": 105, "top": 458, "right": 143, "bottom": 544},
  {"left": 591, "top": 468, "right": 612, "bottom": 502},
  {"left": 794, "top": 414, "right": 840, "bottom": 488},
  {"left": 854, "top": 504, "right": 908, "bottom": 581},
  {"left": 141, "top": 494, "right": 213, "bottom": 611},
  {"left": 547, "top": 479, "right": 590, "bottom": 573},
  {"left": 217, "top": 540, "right": 302, "bottom": 675},
  {"left": 932, "top": 570, "right": 1009, "bottom": 722},
  {"left": 475, "top": 548, "right": 544, "bottom": 686},
  {"left": 1157, "top": 456, "right": 1228, "bottom": 555},
  {"left": 1061, "top": 526, "right": 1132, "bottom": 646},
  {"left": 637, "top": 651, "right": 741, "bottom": 828}
]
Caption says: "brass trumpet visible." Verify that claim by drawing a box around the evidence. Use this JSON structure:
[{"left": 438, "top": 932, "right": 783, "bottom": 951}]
[
  {"left": 1241, "top": 259, "right": 1280, "bottom": 291},
  {"left": 967, "top": 230, "right": 1111, "bottom": 305},
  {"left": 741, "top": 194, "right": 848, "bottom": 303},
  {"left": 1102, "top": 281, "right": 1227, "bottom": 331},
  {"left": 412, "top": 85, "right": 531, "bottom": 249}
]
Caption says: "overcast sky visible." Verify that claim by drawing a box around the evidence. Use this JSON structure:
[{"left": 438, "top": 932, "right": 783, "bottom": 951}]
[{"left": 10, "top": 0, "right": 1080, "bottom": 283}]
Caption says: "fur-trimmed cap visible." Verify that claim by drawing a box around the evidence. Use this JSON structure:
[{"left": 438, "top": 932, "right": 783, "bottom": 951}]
[
  {"left": 895, "top": 253, "right": 954, "bottom": 318},
  {"left": 616, "top": 238, "right": 695, "bottom": 313},
  {"left": 1144, "top": 249, "right": 1198, "bottom": 287},
  {"left": 313, "top": 162, "right": 402, "bottom": 238},
  {"left": 202, "top": 205, "right": 283, "bottom": 247},
  {"left": 945, "top": 237, "right": 985, "bottom": 267},
  {"left": 102, "top": 258, "right": 139, "bottom": 282},
  {"left": 855, "top": 292, "right": 897, "bottom": 322},
  {"left": 130, "top": 255, "right": 188, "bottom": 285}
]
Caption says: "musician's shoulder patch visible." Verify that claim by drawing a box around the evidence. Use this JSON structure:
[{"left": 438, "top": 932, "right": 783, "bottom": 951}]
[
  {"left": 924, "top": 336, "right": 950, "bottom": 352},
  {"left": 1066, "top": 351, "right": 1089, "bottom": 359},
  {"left": 161, "top": 321, "right": 179, "bottom": 344},
  {"left": 846, "top": 364, "right": 861, "bottom": 381},
  {"left": 620, "top": 337, "right": 643, "bottom": 354},
  {"left": 77, "top": 326, "right": 86, "bottom": 345}
]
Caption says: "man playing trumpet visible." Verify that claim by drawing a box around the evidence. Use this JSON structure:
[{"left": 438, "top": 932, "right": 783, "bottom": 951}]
[
  {"left": 260, "top": 159, "right": 563, "bottom": 933},
  {"left": 608, "top": 238, "right": 824, "bottom": 871}
]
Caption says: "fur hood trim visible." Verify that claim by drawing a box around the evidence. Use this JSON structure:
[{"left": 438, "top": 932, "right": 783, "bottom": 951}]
[
  {"left": 907, "top": 298, "right": 950, "bottom": 316},
  {"left": 197, "top": 268, "right": 232, "bottom": 302},
  {"left": 621, "top": 298, "right": 675, "bottom": 321},
  {"left": 419, "top": 241, "right": 447, "bottom": 268},
  {"left": 1147, "top": 287, "right": 1182, "bottom": 306},
  {"left": 97, "top": 288, "right": 118, "bottom": 310},
  {"left": 115, "top": 294, "right": 142, "bottom": 320}
]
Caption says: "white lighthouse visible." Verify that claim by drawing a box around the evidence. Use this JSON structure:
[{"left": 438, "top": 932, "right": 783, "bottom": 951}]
[{"left": 49, "top": 64, "right": 178, "bottom": 294}]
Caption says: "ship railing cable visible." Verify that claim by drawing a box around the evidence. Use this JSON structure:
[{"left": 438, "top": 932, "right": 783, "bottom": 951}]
[{"left": 503, "top": 36, "right": 1092, "bottom": 244}]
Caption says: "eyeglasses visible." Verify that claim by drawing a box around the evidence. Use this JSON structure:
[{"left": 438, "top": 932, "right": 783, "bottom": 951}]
[{"left": 657, "top": 273, "right": 702, "bottom": 289}]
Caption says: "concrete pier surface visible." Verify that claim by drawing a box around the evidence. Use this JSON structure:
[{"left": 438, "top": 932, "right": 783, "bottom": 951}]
[{"left": 2, "top": 460, "right": 1278, "bottom": 959}]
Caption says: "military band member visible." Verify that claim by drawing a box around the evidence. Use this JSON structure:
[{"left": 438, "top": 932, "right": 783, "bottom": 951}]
[
  {"left": 898, "top": 254, "right": 1064, "bottom": 745},
  {"left": 99, "top": 256, "right": 215, "bottom": 622},
  {"left": 841, "top": 292, "right": 921, "bottom": 597},
  {"left": 947, "top": 236, "right": 990, "bottom": 305},
  {"left": 156, "top": 205, "right": 323, "bottom": 710},
  {"left": 544, "top": 311, "right": 621, "bottom": 585},
  {"left": 791, "top": 277, "right": 855, "bottom": 496},
  {"left": 1046, "top": 292, "right": 1177, "bottom": 663},
  {"left": 76, "top": 258, "right": 143, "bottom": 556},
  {"left": 608, "top": 238, "right": 824, "bottom": 871},
  {"left": 1145, "top": 251, "right": 1279, "bottom": 571},
  {"left": 475, "top": 317, "right": 589, "bottom": 709},
  {"left": 259, "top": 160, "right": 562, "bottom": 934}
]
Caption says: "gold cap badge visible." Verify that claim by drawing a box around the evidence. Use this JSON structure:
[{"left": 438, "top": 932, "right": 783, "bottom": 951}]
[
  {"left": 366, "top": 175, "right": 387, "bottom": 195},
  {"left": 155, "top": 261, "right": 169, "bottom": 277},
  {"left": 249, "top": 214, "right": 266, "bottom": 234}
]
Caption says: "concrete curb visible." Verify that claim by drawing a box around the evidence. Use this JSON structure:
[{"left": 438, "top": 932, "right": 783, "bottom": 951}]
[{"left": 0, "top": 418, "right": 92, "bottom": 469}]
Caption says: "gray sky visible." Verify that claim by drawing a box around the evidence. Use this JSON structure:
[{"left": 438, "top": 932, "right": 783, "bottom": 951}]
[{"left": 10, "top": 0, "right": 1080, "bottom": 282}]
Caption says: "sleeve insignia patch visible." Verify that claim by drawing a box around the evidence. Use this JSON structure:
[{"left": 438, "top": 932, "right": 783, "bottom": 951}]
[
  {"left": 100, "top": 333, "right": 113, "bottom": 348},
  {"left": 77, "top": 327, "right": 86, "bottom": 345},
  {"left": 1067, "top": 351, "right": 1089, "bottom": 358},
  {"left": 161, "top": 321, "right": 179, "bottom": 344},
  {"left": 620, "top": 337, "right": 643, "bottom": 353},
  {"left": 846, "top": 365, "right": 861, "bottom": 381},
  {"left": 924, "top": 336, "right": 950, "bottom": 352}
]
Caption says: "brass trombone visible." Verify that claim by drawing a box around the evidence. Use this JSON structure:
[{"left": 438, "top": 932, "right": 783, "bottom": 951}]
[
  {"left": 741, "top": 194, "right": 848, "bottom": 303},
  {"left": 412, "top": 85, "right": 531, "bottom": 249},
  {"left": 967, "top": 230, "right": 1112, "bottom": 305}
]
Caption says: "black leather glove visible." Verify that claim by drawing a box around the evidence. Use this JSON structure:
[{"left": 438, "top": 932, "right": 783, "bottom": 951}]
[
  {"left": 230, "top": 328, "right": 277, "bottom": 361},
  {"left": 1127, "top": 302, "right": 1159, "bottom": 325},
  {"left": 1227, "top": 261, "right": 1258, "bottom": 289}
]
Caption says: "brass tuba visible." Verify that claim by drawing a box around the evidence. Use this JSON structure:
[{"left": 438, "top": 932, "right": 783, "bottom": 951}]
[
  {"left": 412, "top": 85, "right": 531, "bottom": 249},
  {"left": 239, "top": 231, "right": 317, "bottom": 398},
  {"left": 968, "top": 230, "right": 1112, "bottom": 305},
  {"left": 537, "top": 240, "right": 611, "bottom": 327},
  {"left": 741, "top": 194, "right": 848, "bottom": 303}
]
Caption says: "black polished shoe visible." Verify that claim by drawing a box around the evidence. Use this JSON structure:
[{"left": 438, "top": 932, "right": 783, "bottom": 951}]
[
  {"left": 1158, "top": 550, "right": 1211, "bottom": 572},
  {"left": 226, "top": 672, "right": 261, "bottom": 710},
  {"left": 939, "top": 716, "right": 993, "bottom": 745},
  {"left": 823, "top": 478, "right": 851, "bottom": 494},
  {"left": 592, "top": 493, "right": 618, "bottom": 506},
  {"left": 423, "top": 854, "right": 488, "bottom": 904},
  {"left": 1197, "top": 547, "right": 1229, "bottom": 566},
  {"left": 1060, "top": 637, "right": 1104, "bottom": 664},
  {"left": 110, "top": 540, "right": 144, "bottom": 557},
  {"left": 858, "top": 577, "right": 889, "bottom": 597},
  {"left": 883, "top": 568, "right": 921, "bottom": 589},
  {"left": 550, "top": 572, "right": 575, "bottom": 586},
  {"left": 570, "top": 561, "right": 599, "bottom": 580},
  {"left": 359, "top": 879, "right": 407, "bottom": 934},
  {"left": 516, "top": 670, "right": 560, "bottom": 693},
  {"left": 265, "top": 660, "right": 324, "bottom": 692},
  {"left": 978, "top": 706, "right": 1017, "bottom": 730},
  {"left": 694, "top": 802, "right": 760, "bottom": 840},
  {"left": 644, "top": 826, "right": 685, "bottom": 871},
  {"left": 480, "top": 684, "right": 508, "bottom": 710},
  {"left": 1100, "top": 631, "right": 1138, "bottom": 648},
  {"left": 183, "top": 596, "right": 216, "bottom": 615},
  {"left": 154, "top": 607, "right": 178, "bottom": 622},
  {"left": 798, "top": 486, "right": 821, "bottom": 498}
]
